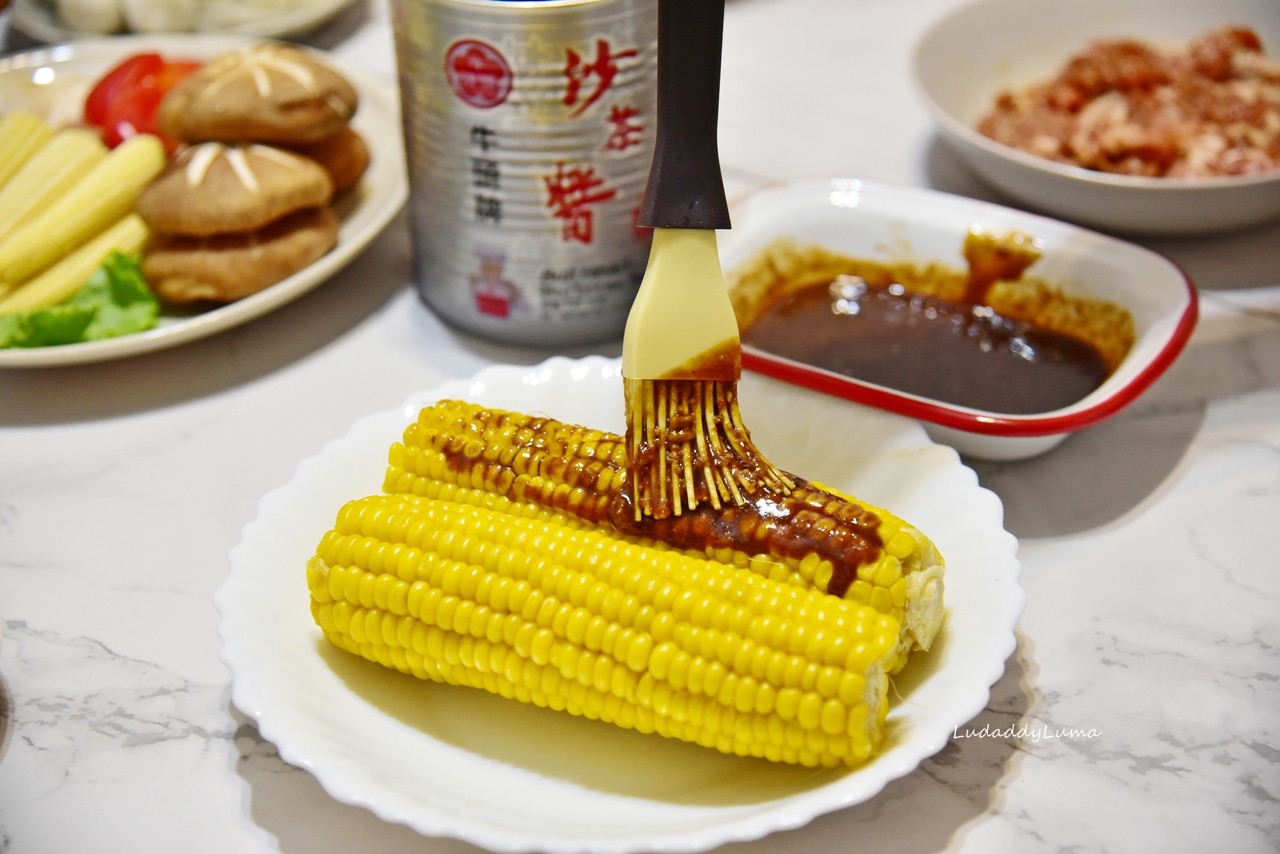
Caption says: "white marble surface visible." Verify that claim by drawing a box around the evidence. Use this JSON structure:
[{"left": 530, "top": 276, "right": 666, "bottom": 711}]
[{"left": 2, "top": 0, "right": 1279, "bottom": 851}]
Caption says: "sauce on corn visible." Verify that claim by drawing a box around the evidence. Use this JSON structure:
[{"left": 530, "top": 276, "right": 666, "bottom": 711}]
[
  {"left": 411, "top": 403, "right": 883, "bottom": 597},
  {"left": 610, "top": 484, "right": 882, "bottom": 599}
]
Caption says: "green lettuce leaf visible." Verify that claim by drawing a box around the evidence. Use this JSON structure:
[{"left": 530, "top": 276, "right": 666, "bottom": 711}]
[{"left": 0, "top": 252, "right": 159, "bottom": 349}]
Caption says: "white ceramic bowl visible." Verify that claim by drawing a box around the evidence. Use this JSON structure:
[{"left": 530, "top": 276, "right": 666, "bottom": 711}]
[
  {"left": 720, "top": 177, "right": 1198, "bottom": 461},
  {"left": 912, "top": 0, "right": 1280, "bottom": 235}
]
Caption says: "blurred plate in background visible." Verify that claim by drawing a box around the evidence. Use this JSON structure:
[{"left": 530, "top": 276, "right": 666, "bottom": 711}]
[{"left": 9, "top": 0, "right": 358, "bottom": 43}]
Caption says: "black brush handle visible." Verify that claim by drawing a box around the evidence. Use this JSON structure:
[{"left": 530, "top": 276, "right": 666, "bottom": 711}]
[{"left": 637, "top": 0, "right": 732, "bottom": 230}]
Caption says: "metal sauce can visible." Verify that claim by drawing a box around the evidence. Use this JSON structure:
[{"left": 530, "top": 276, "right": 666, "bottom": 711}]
[{"left": 392, "top": 0, "right": 657, "bottom": 347}]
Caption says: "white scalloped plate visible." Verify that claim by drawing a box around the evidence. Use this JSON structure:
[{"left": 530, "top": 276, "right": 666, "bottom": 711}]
[{"left": 217, "top": 356, "right": 1022, "bottom": 853}]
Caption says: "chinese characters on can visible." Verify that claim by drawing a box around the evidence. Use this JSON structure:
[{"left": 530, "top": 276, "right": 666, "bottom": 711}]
[
  {"left": 604, "top": 104, "right": 644, "bottom": 152},
  {"left": 470, "top": 124, "right": 501, "bottom": 224},
  {"left": 544, "top": 162, "right": 617, "bottom": 244},
  {"left": 563, "top": 39, "right": 638, "bottom": 117},
  {"left": 542, "top": 38, "right": 645, "bottom": 243}
]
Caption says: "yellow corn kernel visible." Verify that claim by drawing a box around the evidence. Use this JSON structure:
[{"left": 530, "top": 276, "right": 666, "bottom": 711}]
[
  {"left": 812, "top": 560, "right": 834, "bottom": 592},
  {"left": 796, "top": 692, "right": 823, "bottom": 730},
  {"left": 306, "top": 556, "right": 331, "bottom": 602},
  {"left": 838, "top": 671, "right": 866, "bottom": 706},
  {"left": 890, "top": 578, "right": 907, "bottom": 608},
  {"left": 886, "top": 530, "right": 916, "bottom": 560},
  {"left": 820, "top": 698, "right": 847, "bottom": 735},
  {"left": 874, "top": 556, "right": 902, "bottom": 588}
]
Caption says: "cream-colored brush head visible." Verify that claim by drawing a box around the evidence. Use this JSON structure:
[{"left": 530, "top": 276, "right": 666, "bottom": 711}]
[{"left": 622, "top": 228, "right": 740, "bottom": 380}]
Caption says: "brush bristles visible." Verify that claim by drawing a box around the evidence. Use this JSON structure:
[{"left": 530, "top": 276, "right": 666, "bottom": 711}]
[{"left": 625, "top": 378, "right": 794, "bottom": 521}]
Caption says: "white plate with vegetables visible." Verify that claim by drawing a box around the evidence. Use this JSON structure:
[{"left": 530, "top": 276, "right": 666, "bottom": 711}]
[
  {"left": 0, "top": 34, "right": 407, "bottom": 368},
  {"left": 10, "top": 0, "right": 360, "bottom": 45},
  {"left": 218, "top": 356, "right": 1023, "bottom": 853}
]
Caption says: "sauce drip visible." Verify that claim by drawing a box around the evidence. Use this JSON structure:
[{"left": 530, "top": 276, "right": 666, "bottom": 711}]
[
  {"left": 962, "top": 229, "right": 1041, "bottom": 305},
  {"left": 741, "top": 276, "right": 1111, "bottom": 414}
]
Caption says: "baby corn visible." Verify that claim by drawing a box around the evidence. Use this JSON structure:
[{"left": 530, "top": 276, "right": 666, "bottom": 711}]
[
  {"left": 0, "top": 111, "right": 53, "bottom": 191},
  {"left": 0, "top": 129, "right": 108, "bottom": 246},
  {"left": 383, "top": 399, "right": 944, "bottom": 672},
  {"left": 309, "top": 492, "right": 900, "bottom": 768},
  {"left": 0, "top": 134, "right": 165, "bottom": 289},
  {"left": 0, "top": 214, "right": 150, "bottom": 313}
]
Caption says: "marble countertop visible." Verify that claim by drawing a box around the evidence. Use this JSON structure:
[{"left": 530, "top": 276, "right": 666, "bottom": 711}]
[{"left": 1, "top": 0, "right": 1278, "bottom": 851}]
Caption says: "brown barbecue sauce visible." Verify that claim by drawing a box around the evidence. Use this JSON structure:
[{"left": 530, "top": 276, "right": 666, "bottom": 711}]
[
  {"left": 738, "top": 233, "right": 1113, "bottom": 415},
  {"left": 742, "top": 279, "right": 1110, "bottom": 414}
]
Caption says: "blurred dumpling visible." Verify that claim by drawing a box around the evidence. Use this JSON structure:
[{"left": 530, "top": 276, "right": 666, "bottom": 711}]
[
  {"left": 57, "top": 0, "right": 123, "bottom": 33},
  {"left": 120, "top": 0, "right": 197, "bottom": 31}
]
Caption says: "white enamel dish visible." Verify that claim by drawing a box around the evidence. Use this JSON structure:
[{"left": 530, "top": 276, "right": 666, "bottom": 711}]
[
  {"left": 913, "top": 0, "right": 1280, "bottom": 234},
  {"left": 217, "top": 356, "right": 1022, "bottom": 853},
  {"left": 720, "top": 178, "right": 1197, "bottom": 461},
  {"left": 0, "top": 34, "right": 407, "bottom": 369}
]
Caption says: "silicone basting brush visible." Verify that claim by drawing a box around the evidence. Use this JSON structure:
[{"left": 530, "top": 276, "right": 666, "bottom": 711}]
[{"left": 621, "top": 0, "right": 793, "bottom": 521}]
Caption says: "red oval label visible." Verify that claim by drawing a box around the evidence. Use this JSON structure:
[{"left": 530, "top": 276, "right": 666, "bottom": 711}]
[{"left": 445, "top": 40, "right": 513, "bottom": 109}]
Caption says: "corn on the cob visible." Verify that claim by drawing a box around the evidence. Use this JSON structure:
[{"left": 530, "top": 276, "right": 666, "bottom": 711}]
[
  {"left": 382, "top": 399, "right": 945, "bottom": 672},
  {"left": 0, "top": 134, "right": 165, "bottom": 290},
  {"left": 0, "top": 111, "right": 54, "bottom": 192},
  {"left": 0, "top": 129, "right": 108, "bottom": 246},
  {"left": 308, "top": 492, "right": 900, "bottom": 768},
  {"left": 0, "top": 214, "right": 150, "bottom": 313}
]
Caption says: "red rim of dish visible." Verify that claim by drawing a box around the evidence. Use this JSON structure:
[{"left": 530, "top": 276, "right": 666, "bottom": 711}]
[{"left": 742, "top": 268, "right": 1199, "bottom": 437}]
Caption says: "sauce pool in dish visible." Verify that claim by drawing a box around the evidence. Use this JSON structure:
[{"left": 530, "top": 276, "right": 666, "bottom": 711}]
[
  {"left": 741, "top": 275, "right": 1110, "bottom": 414},
  {"left": 731, "top": 232, "right": 1133, "bottom": 415}
]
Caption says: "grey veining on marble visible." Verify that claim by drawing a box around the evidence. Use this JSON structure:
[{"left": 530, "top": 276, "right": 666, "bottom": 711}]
[{"left": 2, "top": 0, "right": 1279, "bottom": 851}]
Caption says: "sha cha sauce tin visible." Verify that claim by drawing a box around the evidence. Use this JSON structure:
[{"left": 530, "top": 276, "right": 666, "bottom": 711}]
[{"left": 392, "top": 0, "right": 657, "bottom": 346}]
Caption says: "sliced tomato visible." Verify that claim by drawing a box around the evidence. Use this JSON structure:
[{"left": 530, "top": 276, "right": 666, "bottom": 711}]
[
  {"left": 86, "top": 55, "right": 203, "bottom": 153},
  {"left": 153, "top": 60, "right": 202, "bottom": 92},
  {"left": 99, "top": 82, "right": 167, "bottom": 148},
  {"left": 84, "top": 53, "right": 165, "bottom": 127}
]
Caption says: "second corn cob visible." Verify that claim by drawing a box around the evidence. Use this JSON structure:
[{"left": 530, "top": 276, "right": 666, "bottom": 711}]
[{"left": 309, "top": 493, "right": 900, "bottom": 768}]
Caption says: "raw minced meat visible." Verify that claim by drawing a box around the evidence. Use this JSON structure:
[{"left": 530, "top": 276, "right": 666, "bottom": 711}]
[{"left": 977, "top": 27, "right": 1280, "bottom": 178}]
